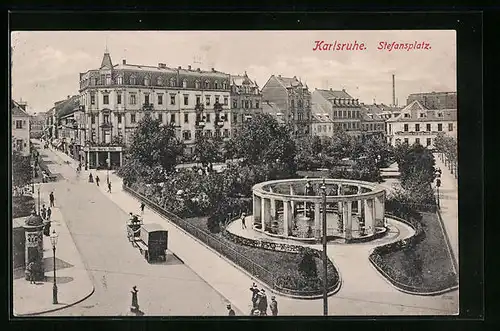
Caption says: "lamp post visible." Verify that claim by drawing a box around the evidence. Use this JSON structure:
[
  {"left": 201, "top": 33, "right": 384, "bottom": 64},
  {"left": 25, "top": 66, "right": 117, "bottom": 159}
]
[
  {"left": 50, "top": 229, "right": 59, "bottom": 304},
  {"left": 320, "top": 178, "right": 328, "bottom": 316},
  {"left": 37, "top": 185, "right": 41, "bottom": 215}
]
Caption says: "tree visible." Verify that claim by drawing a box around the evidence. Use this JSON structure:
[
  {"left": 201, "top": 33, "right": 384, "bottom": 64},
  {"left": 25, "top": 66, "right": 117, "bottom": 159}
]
[
  {"left": 127, "top": 115, "right": 183, "bottom": 174},
  {"left": 230, "top": 113, "right": 297, "bottom": 174},
  {"left": 295, "top": 135, "right": 325, "bottom": 170},
  {"left": 399, "top": 143, "right": 436, "bottom": 188},
  {"left": 194, "top": 134, "right": 223, "bottom": 169},
  {"left": 12, "top": 151, "right": 32, "bottom": 193}
]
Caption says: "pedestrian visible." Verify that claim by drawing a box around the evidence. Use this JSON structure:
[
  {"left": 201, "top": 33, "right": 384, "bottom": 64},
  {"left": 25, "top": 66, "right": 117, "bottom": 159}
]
[
  {"left": 140, "top": 202, "right": 145, "bottom": 215},
  {"left": 107, "top": 181, "right": 112, "bottom": 193},
  {"left": 41, "top": 204, "right": 47, "bottom": 220},
  {"left": 95, "top": 175, "right": 100, "bottom": 187},
  {"left": 130, "top": 286, "right": 139, "bottom": 312},
  {"left": 227, "top": 304, "right": 235, "bottom": 316},
  {"left": 257, "top": 289, "right": 268, "bottom": 316},
  {"left": 270, "top": 296, "right": 278, "bottom": 316},
  {"left": 49, "top": 192, "right": 55, "bottom": 207},
  {"left": 240, "top": 212, "right": 247, "bottom": 230},
  {"left": 46, "top": 207, "right": 52, "bottom": 221},
  {"left": 89, "top": 173, "right": 94, "bottom": 183},
  {"left": 250, "top": 283, "right": 260, "bottom": 309},
  {"left": 27, "top": 261, "right": 35, "bottom": 284}
]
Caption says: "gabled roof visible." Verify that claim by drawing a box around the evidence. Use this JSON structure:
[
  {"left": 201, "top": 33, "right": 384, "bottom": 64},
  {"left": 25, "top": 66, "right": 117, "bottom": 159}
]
[
  {"left": 231, "top": 72, "right": 258, "bottom": 88},
  {"left": 11, "top": 100, "right": 29, "bottom": 117},
  {"left": 273, "top": 75, "right": 303, "bottom": 88},
  {"left": 360, "top": 108, "right": 384, "bottom": 122},
  {"left": 315, "top": 88, "right": 353, "bottom": 100},
  {"left": 55, "top": 96, "right": 80, "bottom": 118},
  {"left": 387, "top": 100, "right": 457, "bottom": 122}
]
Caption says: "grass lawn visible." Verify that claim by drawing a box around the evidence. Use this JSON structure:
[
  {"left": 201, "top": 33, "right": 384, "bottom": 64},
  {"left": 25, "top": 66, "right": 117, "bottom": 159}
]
[
  {"left": 184, "top": 216, "right": 338, "bottom": 294},
  {"left": 375, "top": 212, "right": 457, "bottom": 292}
]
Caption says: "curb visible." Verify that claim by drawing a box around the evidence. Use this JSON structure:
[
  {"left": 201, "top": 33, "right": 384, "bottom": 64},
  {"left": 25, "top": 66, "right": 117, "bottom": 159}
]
[
  {"left": 436, "top": 209, "right": 459, "bottom": 277},
  {"left": 15, "top": 285, "right": 95, "bottom": 317}
]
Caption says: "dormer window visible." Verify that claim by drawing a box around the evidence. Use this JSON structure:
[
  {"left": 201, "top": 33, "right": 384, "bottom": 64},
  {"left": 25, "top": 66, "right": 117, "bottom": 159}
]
[
  {"left": 437, "top": 112, "right": 443, "bottom": 117},
  {"left": 157, "top": 76, "right": 163, "bottom": 85},
  {"left": 144, "top": 76, "right": 150, "bottom": 86},
  {"left": 404, "top": 113, "right": 410, "bottom": 118},
  {"left": 214, "top": 81, "right": 219, "bottom": 89},
  {"left": 205, "top": 80, "right": 210, "bottom": 89},
  {"left": 222, "top": 81, "right": 227, "bottom": 89},
  {"left": 420, "top": 113, "right": 426, "bottom": 118},
  {"left": 183, "top": 79, "right": 187, "bottom": 88},
  {"left": 195, "top": 80, "right": 200, "bottom": 89},
  {"left": 130, "top": 75, "right": 136, "bottom": 85},
  {"left": 170, "top": 78, "right": 176, "bottom": 87},
  {"left": 100, "top": 74, "right": 105, "bottom": 85},
  {"left": 117, "top": 75, "right": 123, "bottom": 85},
  {"left": 106, "top": 74, "right": 111, "bottom": 85}
]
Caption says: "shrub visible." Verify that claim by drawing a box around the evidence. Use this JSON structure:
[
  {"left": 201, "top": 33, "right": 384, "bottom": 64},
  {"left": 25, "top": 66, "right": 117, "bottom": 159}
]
[
  {"left": 298, "top": 248, "right": 318, "bottom": 278},
  {"left": 12, "top": 195, "right": 36, "bottom": 219}
]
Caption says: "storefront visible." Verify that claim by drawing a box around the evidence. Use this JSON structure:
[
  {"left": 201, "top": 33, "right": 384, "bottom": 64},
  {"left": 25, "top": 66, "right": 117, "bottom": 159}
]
[{"left": 83, "top": 145, "right": 123, "bottom": 170}]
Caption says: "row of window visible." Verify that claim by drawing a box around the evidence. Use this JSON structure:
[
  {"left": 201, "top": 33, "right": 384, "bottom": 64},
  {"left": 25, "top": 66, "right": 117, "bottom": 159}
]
[
  {"left": 314, "top": 121, "right": 361, "bottom": 132},
  {"left": 232, "top": 99, "right": 261, "bottom": 109},
  {"left": 88, "top": 111, "right": 235, "bottom": 125},
  {"left": 403, "top": 112, "right": 446, "bottom": 119},
  {"left": 402, "top": 123, "right": 453, "bottom": 132},
  {"left": 398, "top": 137, "right": 434, "bottom": 147},
  {"left": 14, "top": 120, "right": 27, "bottom": 129},
  {"left": 85, "top": 74, "right": 229, "bottom": 90},
  {"left": 90, "top": 92, "right": 229, "bottom": 107},
  {"left": 183, "top": 129, "right": 231, "bottom": 140},
  {"left": 333, "top": 110, "right": 361, "bottom": 119},
  {"left": 289, "top": 99, "right": 310, "bottom": 108}
]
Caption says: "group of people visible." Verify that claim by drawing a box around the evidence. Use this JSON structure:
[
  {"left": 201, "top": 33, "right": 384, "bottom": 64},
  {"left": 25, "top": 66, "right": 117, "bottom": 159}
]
[
  {"left": 88, "top": 173, "right": 112, "bottom": 193},
  {"left": 249, "top": 283, "right": 278, "bottom": 316}
]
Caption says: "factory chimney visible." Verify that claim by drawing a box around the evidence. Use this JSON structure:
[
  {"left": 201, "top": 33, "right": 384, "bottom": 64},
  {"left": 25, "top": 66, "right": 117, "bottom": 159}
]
[{"left": 392, "top": 74, "right": 396, "bottom": 107}]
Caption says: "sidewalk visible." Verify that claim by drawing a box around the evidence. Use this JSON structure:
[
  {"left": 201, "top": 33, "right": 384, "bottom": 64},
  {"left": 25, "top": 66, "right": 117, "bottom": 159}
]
[
  {"left": 13, "top": 190, "right": 94, "bottom": 316},
  {"left": 432, "top": 154, "right": 459, "bottom": 271}
]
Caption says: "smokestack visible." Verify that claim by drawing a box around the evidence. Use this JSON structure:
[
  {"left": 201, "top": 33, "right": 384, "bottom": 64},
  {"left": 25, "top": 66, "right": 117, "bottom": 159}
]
[{"left": 392, "top": 74, "right": 396, "bottom": 106}]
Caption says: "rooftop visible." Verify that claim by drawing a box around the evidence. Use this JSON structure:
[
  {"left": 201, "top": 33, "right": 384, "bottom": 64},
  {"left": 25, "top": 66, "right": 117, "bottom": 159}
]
[
  {"left": 387, "top": 100, "right": 457, "bottom": 122},
  {"left": 315, "top": 88, "right": 354, "bottom": 100}
]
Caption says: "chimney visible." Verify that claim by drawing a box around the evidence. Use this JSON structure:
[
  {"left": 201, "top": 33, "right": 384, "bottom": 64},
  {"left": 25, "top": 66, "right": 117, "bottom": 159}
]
[
  {"left": 122, "top": 59, "right": 126, "bottom": 64},
  {"left": 329, "top": 88, "right": 332, "bottom": 91},
  {"left": 278, "top": 74, "right": 281, "bottom": 78},
  {"left": 178, "top": 66, "right": 181, "bottom": 70},
  {"left": 67, "top": 95, "right": 70, "bottom": 99},
  {"left": 392, "top": 74, "right": 396, "bottom": 106},
  {"left": 188, "top": 65, "right": 191, "bottom": 70},
  {"left": 342, "top": 88, "right": 346, "bottom": 92},
  {"left": 158, "top": 63, "right": 166, "bottom": 68},
  {"left": 211, "top": 68, "right": 215, "bottom": 72}
]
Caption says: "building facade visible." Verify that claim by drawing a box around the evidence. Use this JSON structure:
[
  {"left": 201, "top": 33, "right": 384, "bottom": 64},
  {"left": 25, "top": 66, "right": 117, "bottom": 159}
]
[
  {"left": 406, "top": 91, "right": 457, "bottom": 110},
  {"left": 11, "top": 100, "right": 31, "bottom": 156},
  {"left": 79, "top": 52, "right": 233, "bottom": 168},
  {"left": 29, "top": 112, "right": 47, "bottom": 140},
  {"left": 359, "top": 108, "right": 385, "bottom": 140},
  {"left": 261, "top": 75, "right": 312, "bottom": 136},
  {"left": 311, "top": 88, "right": 362, "bottom": 137},
  {"left": 386, "top": 100, "right": 457, "bottom": 148},
  {"left": 228, "top": 72, "right": 263, "bottom": 137}
]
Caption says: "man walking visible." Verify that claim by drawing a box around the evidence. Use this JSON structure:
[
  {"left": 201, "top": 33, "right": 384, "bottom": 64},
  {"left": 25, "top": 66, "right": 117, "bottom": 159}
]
[
  {"left": 41, "top": 205, "right": 47, "bottom": 220},
  {"left": 226, "top": 304, "right": 235, "bottom": 316},
  {"left": 270, "top": 296, "right": 278, "bottom": 316},
  {"left": 107, "top": 181, "right": 112, "bottom": 193},
  {"left": 140, "top": 202, "right": 145, "bottom": 215},
  {"left": 46, "top": 207, "right": 52, "bottom": 221},
  {"left": 49, "top": 192, "right": 55, "bottom": 207},
  {"left": 257, "top": 289, "right": 268, "bottom": 316},
  {"left": 250, "top": 283, "right": 260, "bottom": 310},
  {"left": 240, "top": 212, "right": 247, "bottom": 230},
  {"left": 95, "top": 175, "right": 100, "bottom": 187}
]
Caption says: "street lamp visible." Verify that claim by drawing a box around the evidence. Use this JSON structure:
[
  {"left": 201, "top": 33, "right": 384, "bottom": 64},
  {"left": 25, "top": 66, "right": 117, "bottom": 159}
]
[
  {"left": 320, "top": 178, "right": 328, "bottom": 316},
  {"left": 50, "top": 229, "right": 59, "bottom": 304},
  {"left": 37, "top": 185, "right": 41, "bottom": 215}
]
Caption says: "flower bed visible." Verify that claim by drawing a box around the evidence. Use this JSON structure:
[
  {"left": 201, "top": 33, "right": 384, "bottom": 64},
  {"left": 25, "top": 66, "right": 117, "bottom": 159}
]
[
  {"left": 124, "top": 184, "right": 339, "bottom": 297},
  {"left": 369, "top": 213, "right": 458, "bottom": 294}
]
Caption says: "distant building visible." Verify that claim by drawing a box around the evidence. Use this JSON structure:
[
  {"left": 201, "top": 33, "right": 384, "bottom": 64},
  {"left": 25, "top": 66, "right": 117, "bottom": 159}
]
[
  {"left": 30, "top": 112, "right": 48, "bottom": 139},
  {"left": 55, "top": 95, "right": 84, "bottom": 161},
  {"left": 262, "top": 100, "right": 286, "bottom": 124},
  {"left": 386, "top": 100, "right": 457, "bottom": 148},
  {"left": 11, "top": 100, "right": 31, "bottom": 156},
  {"left": 406, "top": 91, "right": 457, "bottom": 110},
  {"left": 359, "top": 108, "right": 385, "bottom": 140},
  {"left": 261, "top": 75, "right": 312, "bottom": 136},
  {"left": 228, "top": 72, "right": 263, "bottom": 137},
  {"left": 311, "top": 88, "right": 362, "bottom": 137}
]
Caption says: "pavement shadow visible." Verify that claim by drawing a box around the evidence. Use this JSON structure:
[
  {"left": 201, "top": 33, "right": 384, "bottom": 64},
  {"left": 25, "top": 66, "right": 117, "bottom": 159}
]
[
  {"left": 43, "top": 256, "right": 74, "bottom": 272},
  {"left": 150, "top": 253, "right": 184, "bottom": 266},
  {"left": 43, "top": 276, "right": 74, "bottom": 284}
]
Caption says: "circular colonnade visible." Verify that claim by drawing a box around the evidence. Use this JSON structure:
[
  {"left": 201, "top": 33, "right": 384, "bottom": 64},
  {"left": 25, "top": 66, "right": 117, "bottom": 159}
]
[{"left": 252, "top": 178, "right": 387, "bottom": 243}]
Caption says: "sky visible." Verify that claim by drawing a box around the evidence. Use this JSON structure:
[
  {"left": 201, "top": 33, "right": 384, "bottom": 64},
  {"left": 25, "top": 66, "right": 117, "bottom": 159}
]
[{"left": 11, "top": 30, "right": 456, "bottom": 114}]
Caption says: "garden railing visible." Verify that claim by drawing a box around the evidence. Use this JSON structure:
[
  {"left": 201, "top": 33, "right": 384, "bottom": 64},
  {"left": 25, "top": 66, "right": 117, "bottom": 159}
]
[{"left": 123, "top": 184, "right": 276, "bottom": 288}]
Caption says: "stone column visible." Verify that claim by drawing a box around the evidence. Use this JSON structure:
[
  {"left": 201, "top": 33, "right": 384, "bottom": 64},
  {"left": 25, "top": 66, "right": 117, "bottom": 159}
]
[
  {"left": 374, "top": 194, "right": 385, "bottom": 228},
  {"left": 261, "top": 198, "right": 271, "bottom": 232},
  {"left": 119, "top": 151, "right": 123, "bottom": 167},
  {"left": 344, "top": 201, "right": 352, "bottom": 240},
  {"left": 357, "top": 186, "right": 362, "bottom": 214},
  {"left": 283, "top": 200, "right": 290, "bottom": 237},
  {"left": 314, "top": 202, "right": 321, "bottom": 239},
  {"left": 269, "top": 188, "right": 276, "bottom": 219},
  {"left": 289, "top": 185, "right": 295, "bottom": 215},
  {"left": 107, "top": 151, "right": 111, "bottom": 168},
  {"left": 364, "top": 199, "right": 375, "bottom": 235},
  {"left": 253, "top": 194, "right": 262, "bottom": 230}
]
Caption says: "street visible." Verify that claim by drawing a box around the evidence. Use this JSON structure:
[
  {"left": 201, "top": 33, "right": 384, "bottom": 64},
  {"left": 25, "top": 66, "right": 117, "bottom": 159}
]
[{"left": 37, "top": 144, "right": 238, "bottom": 316}]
